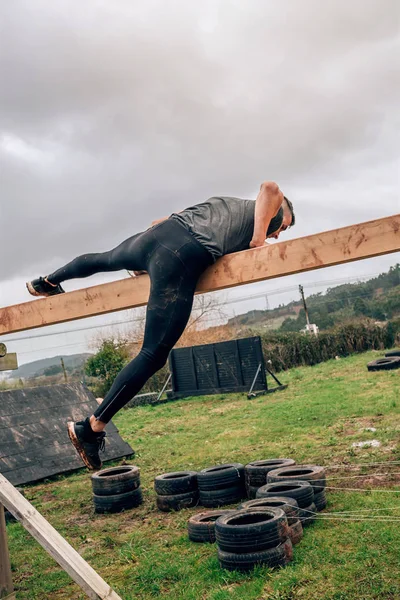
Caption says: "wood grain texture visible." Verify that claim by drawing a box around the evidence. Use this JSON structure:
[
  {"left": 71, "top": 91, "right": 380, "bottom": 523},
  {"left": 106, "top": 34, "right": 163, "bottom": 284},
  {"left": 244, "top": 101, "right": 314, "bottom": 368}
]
[
  {"left": 0, "top": 215, "right": 399, "bottom": 335},
  {"left": 0, "top": 505, "right": 14, "bottom": 600},
  {"left": 0, "top": 474, "right": 123, "bottom": 600}
]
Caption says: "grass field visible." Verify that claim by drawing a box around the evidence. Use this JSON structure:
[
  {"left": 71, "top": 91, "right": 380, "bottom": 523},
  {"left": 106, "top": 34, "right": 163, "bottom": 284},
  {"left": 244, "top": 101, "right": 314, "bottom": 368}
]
[{"left": 5, "top": 350, "right": 400, "bottom": 600}]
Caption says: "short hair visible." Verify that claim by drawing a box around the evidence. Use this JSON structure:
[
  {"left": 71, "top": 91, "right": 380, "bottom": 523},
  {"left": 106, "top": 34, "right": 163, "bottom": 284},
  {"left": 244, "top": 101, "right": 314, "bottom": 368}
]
[{"left": 284, "top": 196, "right": 295, "bottom": 227}]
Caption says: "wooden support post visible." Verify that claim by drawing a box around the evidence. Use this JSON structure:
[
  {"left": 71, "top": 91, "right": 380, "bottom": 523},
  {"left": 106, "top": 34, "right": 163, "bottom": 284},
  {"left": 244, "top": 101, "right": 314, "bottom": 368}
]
[
  {"left": 0, "top": 505, "right": 15, "bottom": 600},
  {"left": 0, "top": 214, "right": 399, "bottom": 336},
  {"left": 0, "top": 475, "right": 123, "bottom": 600}
]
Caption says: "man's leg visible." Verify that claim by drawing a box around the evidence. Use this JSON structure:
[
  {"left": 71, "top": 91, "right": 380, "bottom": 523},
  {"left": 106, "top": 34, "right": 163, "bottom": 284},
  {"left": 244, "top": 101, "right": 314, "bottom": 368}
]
[
  {"left": 26, "top": 231, "right": 145, "bottom": 297},
  {"left": 67, "top": 223, "right": 213, "bottom": 469}
]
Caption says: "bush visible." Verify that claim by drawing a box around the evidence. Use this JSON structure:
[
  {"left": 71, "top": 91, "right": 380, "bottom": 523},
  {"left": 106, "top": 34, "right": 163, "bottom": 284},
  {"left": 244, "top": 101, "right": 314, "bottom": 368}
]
[
  {"left": 85, "top": 339, "right": 130, "bottom": 397},
  {"left": 256, "top": 320, "right": 399, "bottom": 372}
]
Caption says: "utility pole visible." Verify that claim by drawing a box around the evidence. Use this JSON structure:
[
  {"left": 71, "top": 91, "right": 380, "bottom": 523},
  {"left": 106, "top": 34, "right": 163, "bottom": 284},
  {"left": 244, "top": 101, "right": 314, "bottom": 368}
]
[
  {"left": 299, "top": 285, "right": 311, "bottom": 328},
  {"left": 60, "top": 357, "right": 67, "bottom": 383}
]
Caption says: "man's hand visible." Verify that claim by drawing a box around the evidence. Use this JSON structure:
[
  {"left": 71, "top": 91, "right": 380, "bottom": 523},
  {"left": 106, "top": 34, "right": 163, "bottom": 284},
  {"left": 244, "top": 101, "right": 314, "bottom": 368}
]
[{"left": 249, "top": 239, "right": 266, "bottom": 248}]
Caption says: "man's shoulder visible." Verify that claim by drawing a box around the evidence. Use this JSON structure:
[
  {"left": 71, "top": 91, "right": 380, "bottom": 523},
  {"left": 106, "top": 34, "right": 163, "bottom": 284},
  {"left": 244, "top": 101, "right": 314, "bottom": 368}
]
[{"left": 207, "top": 196, "right": 254, "bottom": 204}]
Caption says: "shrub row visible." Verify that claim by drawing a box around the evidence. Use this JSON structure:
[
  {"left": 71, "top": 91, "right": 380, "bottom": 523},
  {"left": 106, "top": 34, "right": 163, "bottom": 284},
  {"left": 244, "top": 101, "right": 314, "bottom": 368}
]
[{"left": 258, "top": 319, "right": 400, "bottom": 372}]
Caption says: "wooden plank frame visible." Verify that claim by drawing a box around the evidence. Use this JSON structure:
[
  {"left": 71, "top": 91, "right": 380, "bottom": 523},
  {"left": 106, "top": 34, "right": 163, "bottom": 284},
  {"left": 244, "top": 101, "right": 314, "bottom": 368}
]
[
  {"left": 0, "top": 505, "right": 15, "bottom": 600},
  {"left": 0, "top": 215, "right": 399, "bottom": 336},
  {"left": 0, "top": 474, "right": 123, "bottom": 600}
]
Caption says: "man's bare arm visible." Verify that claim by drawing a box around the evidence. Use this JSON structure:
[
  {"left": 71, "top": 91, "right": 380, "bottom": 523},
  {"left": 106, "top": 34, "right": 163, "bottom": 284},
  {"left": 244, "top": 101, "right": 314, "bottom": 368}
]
[{"left": 250, "top": 181, "right": 284, "bottom": 247}]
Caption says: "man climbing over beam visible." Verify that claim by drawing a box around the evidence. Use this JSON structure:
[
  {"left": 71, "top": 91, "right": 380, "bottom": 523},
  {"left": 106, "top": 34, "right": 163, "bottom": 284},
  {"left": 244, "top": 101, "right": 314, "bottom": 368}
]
[{"left": 27, "top": 182, "right": 295, "bottom": 469}]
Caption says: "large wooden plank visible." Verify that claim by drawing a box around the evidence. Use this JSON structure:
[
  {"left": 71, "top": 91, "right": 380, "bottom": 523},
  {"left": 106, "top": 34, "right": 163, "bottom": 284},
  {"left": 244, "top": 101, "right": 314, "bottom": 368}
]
[
  {"left": 0, "top": 215, "right": 399, "bottom": 335},
  {"left": 0, "top": 505, "right": 15, "bottom": 600},
  {"left": 0, "top": 474, "right": 123, "bottom": 600}
]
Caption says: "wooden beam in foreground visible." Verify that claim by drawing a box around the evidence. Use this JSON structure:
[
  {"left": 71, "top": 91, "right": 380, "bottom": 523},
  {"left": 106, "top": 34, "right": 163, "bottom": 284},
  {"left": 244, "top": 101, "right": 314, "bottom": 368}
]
[
  {"left": 0, "top": 505, "right": 15, "bottom": 600},
  {"left": 0, "top": 214, "right": 399, "bottom": 336},
  {"left": 0, "top": 474, "right": 123, "bottom": 600}
]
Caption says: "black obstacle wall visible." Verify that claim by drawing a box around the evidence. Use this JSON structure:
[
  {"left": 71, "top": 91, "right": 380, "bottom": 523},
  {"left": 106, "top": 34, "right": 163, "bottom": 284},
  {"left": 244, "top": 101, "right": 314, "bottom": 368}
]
[
  {"left": 0, "top": 382, "right": 134, "bottom": 486},
  {"left": 168, "top": 336, "right": 267, "bottom": 399}
]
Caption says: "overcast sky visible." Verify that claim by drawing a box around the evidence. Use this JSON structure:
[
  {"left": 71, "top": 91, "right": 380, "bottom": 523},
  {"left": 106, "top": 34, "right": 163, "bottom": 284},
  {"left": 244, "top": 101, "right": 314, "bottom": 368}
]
[{"left": 1, "top": 0, "right": 399, "bottom": 365}]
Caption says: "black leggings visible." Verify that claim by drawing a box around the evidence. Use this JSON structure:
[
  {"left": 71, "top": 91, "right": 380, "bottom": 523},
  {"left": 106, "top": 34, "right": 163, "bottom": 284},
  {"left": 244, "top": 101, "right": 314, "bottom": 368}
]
[{"left": 48, "top": 219, "right": 213, "bottom": 422}]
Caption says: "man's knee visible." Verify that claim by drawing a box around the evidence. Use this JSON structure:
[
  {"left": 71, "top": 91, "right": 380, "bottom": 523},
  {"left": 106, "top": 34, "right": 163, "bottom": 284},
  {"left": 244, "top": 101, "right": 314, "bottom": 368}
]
[{"left": 140, "top": 346, "right": 169, "bottom": 371}]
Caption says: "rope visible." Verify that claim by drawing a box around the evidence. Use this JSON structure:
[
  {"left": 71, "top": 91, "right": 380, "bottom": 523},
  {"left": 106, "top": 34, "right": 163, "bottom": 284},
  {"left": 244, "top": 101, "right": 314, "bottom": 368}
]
[
  {"left": 323, "top": 485, "right": 400, "bottom": 493},
  {"left": 326, "top": 472, "right": 400, "bottom": 480},
  {"left": 322, "top": 461, "right": 400, "bottom": 469}
]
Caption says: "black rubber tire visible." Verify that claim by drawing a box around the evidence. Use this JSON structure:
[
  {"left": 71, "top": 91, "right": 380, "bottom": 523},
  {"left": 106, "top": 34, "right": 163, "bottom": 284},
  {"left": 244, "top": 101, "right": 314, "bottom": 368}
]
[
  {"left": 256, "top": 481, "right": 314, "bottom": 508},
  {"left": 246, "top": 484, "right": 260, "bottom": 499},
  {"left": 156, "top": 490, "right": 199, "bottom": 512},
  {"left": 314, "top": 489, "right": 327, "bottom": 511},
  {"left": 238, "top": 496, "right": 299, "bottom": 518},
  {"left": 187, "top": 510, "right": 236, "bottom": 543},
  {"left": 154, "top": 471, "right": 198, "bottom": 495},
  {"left": 298, "top": 503, "right": 317, "bottom": 526},
  {"left": 93, "top": 487, "right": 143, "bottom": 513},
  {"left": 217, "top": 539, "right": 293, "bottom": 572},
  {"left": 287, "top": 517, "right": 303, "bottom": 545},
  {"left": 199, "top": 485, "right": 245, "bottom": 508},
  {"left": 91, "top": 466, "right": 140, "bottom": 496},
  {"left": 267, "top": 465, "right": 326, "bottom": 494},
  {"left": 367, "top": 357, "right": 400, "bottom": 371},
  {"left": 197, "top": 463, "right": 245, "bottom": 491},
  {"left": 245, "top": 459, "right": 296, "bottom": 487},
  {"left": 215, "top": 508, "right": 289, "bottom": 553},
  {"left": 385, "top": 349, "right": 400, "bottom": 357}
]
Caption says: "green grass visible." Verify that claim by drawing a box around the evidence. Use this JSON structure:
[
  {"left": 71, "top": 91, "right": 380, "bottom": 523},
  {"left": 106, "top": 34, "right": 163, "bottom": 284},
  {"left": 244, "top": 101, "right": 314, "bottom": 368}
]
[{"left": 5, "top": 350, "right": 400, "bottom": 600}]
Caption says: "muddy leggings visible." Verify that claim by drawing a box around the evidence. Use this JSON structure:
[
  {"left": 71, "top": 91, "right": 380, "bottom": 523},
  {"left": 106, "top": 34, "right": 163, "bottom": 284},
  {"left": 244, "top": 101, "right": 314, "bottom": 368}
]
[{"left": 48, "top": 219, "right": 213, "bottom": 422}]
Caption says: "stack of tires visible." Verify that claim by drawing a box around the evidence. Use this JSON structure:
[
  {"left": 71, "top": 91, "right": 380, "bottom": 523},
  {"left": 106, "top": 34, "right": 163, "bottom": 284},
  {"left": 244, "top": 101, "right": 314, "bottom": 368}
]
[
  {"left": 256, "top": 481, "right": 316, "bottom": 527},
  {"left": 244, "top": 459, "right": 296, "bottom": 498},
  {"left": 215, "top": 508, "right": 293, "bottom": 571},
  {"left": 238, "top": 496, "right": 303, "bottom": 546},
  {"left": 197, "top": 463, "right": 246, "bottom": 507},
  {"left": 267, "top": 464, "right": 327, "bottom": 515},
  {"left": 367, "top": 351, "right": 400, "bottom": 371},
  {"left": 91, "top": 465, "right": 143, "bottom": 514},
  {"left": 155, "top": 471, "right": 199, "bottom": 512}
]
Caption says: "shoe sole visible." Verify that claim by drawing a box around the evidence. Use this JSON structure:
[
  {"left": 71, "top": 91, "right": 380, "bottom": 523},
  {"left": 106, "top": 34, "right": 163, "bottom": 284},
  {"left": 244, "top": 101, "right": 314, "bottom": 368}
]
[
  {"left": 26, "top": 281, "right": 46, "bottom": 297},
  {"left": 67, "top": 421, "right": 101, "bottom": 471}
]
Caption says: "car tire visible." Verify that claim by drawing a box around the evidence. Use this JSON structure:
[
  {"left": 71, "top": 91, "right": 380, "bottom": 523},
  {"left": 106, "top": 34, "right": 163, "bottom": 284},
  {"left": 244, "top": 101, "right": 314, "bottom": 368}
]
[
  {"left": 93, "top": 487, "right": 143, "bottom": 513},
  {"left": 267, "top": 465, "right": 326, "bottom": 494},
  {"left": 154, "top": 471, "right": 198, "bottom": 495},
  {"left": 256, "top": 481, "right": 314, "bottom": 508},
  {"left": 215, "top": 508, "right": 289, "bottom": 553},
  {"left": 91, "top": 466, "right": 140, "bottom": 496}
]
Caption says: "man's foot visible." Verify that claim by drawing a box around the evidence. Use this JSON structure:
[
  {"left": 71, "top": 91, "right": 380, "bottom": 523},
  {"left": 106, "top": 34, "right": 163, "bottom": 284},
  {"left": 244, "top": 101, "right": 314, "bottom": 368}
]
[
  {"left": 67, "top": 418, "right": 106, "bottom": 470},
  {"left": 26, "top": 277, "right": 65, "bottom": 297}
]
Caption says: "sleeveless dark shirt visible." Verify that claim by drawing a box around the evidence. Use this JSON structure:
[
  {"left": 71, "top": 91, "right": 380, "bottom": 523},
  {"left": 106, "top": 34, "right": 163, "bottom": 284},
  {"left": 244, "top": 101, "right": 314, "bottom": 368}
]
[{"left": 171, "top": 196, "right": 283, "bottom": 261}]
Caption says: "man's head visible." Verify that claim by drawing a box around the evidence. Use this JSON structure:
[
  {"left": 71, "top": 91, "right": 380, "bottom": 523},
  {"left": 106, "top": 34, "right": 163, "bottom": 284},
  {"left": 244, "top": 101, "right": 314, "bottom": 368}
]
[{"left": 267, "top": 196, "right": 295, "bottom": 239}]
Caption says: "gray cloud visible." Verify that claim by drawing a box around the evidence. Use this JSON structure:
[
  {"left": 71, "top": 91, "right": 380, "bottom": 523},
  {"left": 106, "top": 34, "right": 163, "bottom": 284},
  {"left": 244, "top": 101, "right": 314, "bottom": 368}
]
[{"left": 1, "top": 0, "right": 399, "bottom": 290}]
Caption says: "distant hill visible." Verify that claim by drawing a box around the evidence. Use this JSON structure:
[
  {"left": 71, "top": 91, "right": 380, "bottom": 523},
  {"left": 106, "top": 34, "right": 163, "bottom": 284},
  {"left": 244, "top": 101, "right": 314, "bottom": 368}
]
[
  {"left": 228, "top": 264, "right": 400, "bottom": 332},
  {"left": 10, "top": 353, "right": 92, "bottom": 380}
]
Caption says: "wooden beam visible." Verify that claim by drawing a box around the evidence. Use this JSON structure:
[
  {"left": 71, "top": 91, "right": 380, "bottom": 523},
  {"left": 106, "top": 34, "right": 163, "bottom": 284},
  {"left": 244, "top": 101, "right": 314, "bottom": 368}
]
[
  {"left": 0, "top": 474, "right": 123, "bottom": 600},
  {"left": 0, "top": 505, "right": 15, "bottom": 600},
  {"left": 0, "top": 214, "right": 399, "bottom": 336}
]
